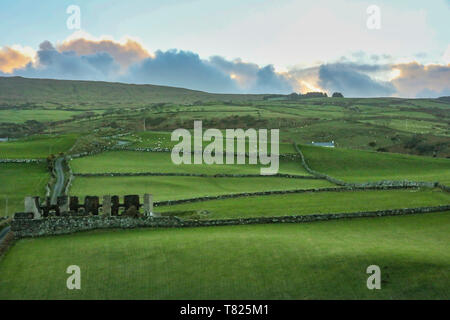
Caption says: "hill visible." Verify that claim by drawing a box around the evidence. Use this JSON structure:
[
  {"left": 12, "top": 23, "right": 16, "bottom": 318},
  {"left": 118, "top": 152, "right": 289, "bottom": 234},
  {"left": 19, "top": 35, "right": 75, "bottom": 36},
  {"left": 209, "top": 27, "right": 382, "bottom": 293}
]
[{"left": 0, "top": 76, "right": 264, "bottom": 107}]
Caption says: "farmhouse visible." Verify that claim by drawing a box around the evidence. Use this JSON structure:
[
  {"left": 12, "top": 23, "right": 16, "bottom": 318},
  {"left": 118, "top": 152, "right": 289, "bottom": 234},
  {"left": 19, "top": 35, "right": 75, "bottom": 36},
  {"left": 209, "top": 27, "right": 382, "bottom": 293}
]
[{"left": 311, "top": 141, "right": 335, "bottom": 148}]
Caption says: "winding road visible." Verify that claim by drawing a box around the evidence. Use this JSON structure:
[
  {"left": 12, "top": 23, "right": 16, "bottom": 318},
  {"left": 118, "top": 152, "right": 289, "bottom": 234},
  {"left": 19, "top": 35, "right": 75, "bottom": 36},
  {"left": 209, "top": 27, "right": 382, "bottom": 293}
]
[
  {"left": 0, "top": 225, "right": 11, "bottom": 244},
  {"left": 50, "top": 157, "right": 65, "bottom": 205}
]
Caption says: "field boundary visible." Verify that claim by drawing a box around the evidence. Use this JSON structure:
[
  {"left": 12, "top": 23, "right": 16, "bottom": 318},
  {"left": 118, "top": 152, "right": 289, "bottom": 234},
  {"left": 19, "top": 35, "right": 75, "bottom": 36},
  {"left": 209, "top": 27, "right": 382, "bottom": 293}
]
[
  {"left": 73, "top": 172, "right": 318, "bottom": 179},
  {"left": 153, "top": 185, "right": 422, "bottom": 207},
  {"left": 11, "top": 205, "right": 450, "bottom": 239},
  {"left": 0, "top": 159, "right": 44, "bottom": 163}
]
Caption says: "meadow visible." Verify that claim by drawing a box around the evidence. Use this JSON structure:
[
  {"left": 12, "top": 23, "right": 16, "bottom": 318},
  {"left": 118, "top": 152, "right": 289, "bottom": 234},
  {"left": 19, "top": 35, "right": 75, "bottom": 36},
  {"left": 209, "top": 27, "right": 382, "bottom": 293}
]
[
  {"left": 0, "top": 134, "right": 79, "bottom": 159},
  {"left": 300, "top": 145, "right": 450, "bottom": 184},
  {"left": 0, "top": 109, "right": 88, "bottom": 124},
  {"left": 132, "top": 130, "right": 297, "bottom": 154},
  {"left": 0, "top": 163, "right": 49, "bottom": 217},
  {"left": 156, "top": 188, "right": 450, "bottom": 219},
  {"left": 1, "top": 212, "right": 448, "bottom": 299},
  {"left": 0, "top": 77, "right": 449, "bottom": 300},
  {"left": 70, "top": 151, "right": 310, "bottom": 175},
  {"left": 70, "top": 175, "right": 332, "bottom": 202}
]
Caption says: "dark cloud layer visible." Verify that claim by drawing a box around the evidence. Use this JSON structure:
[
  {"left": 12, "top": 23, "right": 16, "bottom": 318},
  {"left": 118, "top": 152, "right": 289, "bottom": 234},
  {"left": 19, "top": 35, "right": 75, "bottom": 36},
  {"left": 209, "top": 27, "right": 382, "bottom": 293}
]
[
  {"left": 8, "top": 41, "right": 293, "bottom": 94},
  {"left": 318, "top": 63, "right": 396, "bottom": 97},
  {"left": 15, "top": 41, "right": 119, "bottom": 81},
  {"left": 122, "top": 49, "right": 238, "bottom": 93}
]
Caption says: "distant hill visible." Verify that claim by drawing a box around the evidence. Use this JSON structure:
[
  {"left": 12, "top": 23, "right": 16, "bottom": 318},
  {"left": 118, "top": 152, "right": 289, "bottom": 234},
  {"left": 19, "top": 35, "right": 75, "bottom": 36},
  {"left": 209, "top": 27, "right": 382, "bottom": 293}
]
[{"left": 0, "top": 76, "right": 265, "bottom": 107}]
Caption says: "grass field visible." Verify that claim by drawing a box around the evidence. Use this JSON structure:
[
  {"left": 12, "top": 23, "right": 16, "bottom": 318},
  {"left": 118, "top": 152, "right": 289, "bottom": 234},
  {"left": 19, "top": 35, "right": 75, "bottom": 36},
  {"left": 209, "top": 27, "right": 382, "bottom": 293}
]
[
  {"left": 0, "top": 163, "right": 49, "bottom": 217},
  {"left": 0, "top": 134, "right": 79, "bottom": 159},
  {"left": 70, "top": 151, "right": 310, "bottom": 175},
  {"left": 70, "top": 176, "right": 332, "bottom": 202},
  {"left": 156, "top": 188, "right": 450, "bottom": 219},
  {"left": 0, "top": 109, "right": 88, "bottom": 124},
  {"left": 1, "top": 77, "right": 449, "bottom": 300},
  {"left": 132, "top": 131, "right": 297, "bottom": 154},
  {"left": 300, "top": 145, "right": 450, "bottom": 184},
  {"left": 1, "top": 212, "right": 448, "bottom": 299}
]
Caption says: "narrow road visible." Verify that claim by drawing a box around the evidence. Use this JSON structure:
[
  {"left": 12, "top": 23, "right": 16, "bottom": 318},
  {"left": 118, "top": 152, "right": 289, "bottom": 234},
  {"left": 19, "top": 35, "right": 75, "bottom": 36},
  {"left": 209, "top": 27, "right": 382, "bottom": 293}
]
[
  {"left": 50, "top": 157, "right": 65, "bottom": 205},
  {"left": 0, "top": 225, "right": 11, "bottom": 243}
]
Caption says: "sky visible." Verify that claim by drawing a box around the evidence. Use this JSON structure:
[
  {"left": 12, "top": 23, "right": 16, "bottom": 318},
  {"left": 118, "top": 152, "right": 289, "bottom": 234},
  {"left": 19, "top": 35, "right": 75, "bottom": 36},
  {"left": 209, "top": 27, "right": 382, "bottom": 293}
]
[{"left": 0, "top": 0, "right": 449, "bottom": 97}]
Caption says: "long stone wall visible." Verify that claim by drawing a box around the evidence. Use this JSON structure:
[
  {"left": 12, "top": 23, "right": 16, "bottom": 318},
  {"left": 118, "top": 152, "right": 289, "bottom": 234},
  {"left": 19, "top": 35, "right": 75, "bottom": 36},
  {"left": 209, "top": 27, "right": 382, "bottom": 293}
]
[
  {"left": 0, "top": 159, "right": 44, "bottom": 163},
  {"left": 74, "top": 172, "right": 318, "bottom": 179},
  {"left": 11, "top": 205, "right": 450, "bottom": 239},
  {"left": 153, "top": 185, "right": 422, "bottom": 207}
]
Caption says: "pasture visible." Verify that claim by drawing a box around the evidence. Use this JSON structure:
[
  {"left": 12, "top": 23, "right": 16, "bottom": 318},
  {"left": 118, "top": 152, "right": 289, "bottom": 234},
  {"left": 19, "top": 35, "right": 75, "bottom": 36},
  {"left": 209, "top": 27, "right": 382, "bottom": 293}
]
[
  {"left": 300, "top": 145, "right": 450, "bottom": 184},
  {"left": 156, "top": 188, "right": 450, "bottom": 219},
  {"left": 70, "top": 175, "right": 332, "bottom": 202},
  {"left": 1, "top": 212, "right": 448, "bottom": 299},
  {"left": 0, "top": 134, "right": 79, "bottom": 159},
  {"left": 70, "top": 151, "right": 310, "bottom": 175},
  {"left": 0, "top": 163, "right": 49, "bottom": 217}
]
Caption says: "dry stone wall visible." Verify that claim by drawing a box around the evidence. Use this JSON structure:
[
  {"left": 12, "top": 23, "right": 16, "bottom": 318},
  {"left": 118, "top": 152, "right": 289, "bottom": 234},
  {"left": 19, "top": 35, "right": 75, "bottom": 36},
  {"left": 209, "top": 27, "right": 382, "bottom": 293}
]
[{"left": 11, "top": 205, "right": 450, "bottom": 239}]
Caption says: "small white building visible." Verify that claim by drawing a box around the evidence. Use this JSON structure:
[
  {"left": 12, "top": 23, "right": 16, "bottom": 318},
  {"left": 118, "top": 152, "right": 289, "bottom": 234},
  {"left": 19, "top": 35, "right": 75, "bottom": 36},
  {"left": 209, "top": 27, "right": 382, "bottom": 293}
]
[{"left": 311, "top": 141, "right": 335, "bottom": 148}]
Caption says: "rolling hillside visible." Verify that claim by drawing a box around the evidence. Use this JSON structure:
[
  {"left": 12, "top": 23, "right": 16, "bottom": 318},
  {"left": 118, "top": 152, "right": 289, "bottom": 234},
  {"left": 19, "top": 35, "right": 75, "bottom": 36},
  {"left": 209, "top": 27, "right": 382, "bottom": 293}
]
[{"left": 0, "top": 76, "right": 264, "bottom": 107}]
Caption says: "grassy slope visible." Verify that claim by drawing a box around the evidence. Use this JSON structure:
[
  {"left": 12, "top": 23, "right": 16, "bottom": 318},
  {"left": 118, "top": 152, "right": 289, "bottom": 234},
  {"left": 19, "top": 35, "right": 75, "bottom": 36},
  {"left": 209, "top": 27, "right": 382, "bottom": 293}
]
[
  {"left": 0, "top": 77, "right": 264, "bottom": 106},
  {"left": 71, "top": 176, "right": 331, "bottom": 202},
  {"left": 0, "top": 134, "right": 78, "bottom": 159},
  {"left": 1, "top": 212, "right": 448, "bottom": 299},
  {"left": 70, "top": 151, "right": 310, "bottom": 175},
  {"left": 0, "top": 163, "right": 49, "bottom": 217},
  {"left": 156, "top": 188, "right": 450, "bottom": 219},
  {"left": 300, "top": 145, "right": 450, "bottom": 184}
]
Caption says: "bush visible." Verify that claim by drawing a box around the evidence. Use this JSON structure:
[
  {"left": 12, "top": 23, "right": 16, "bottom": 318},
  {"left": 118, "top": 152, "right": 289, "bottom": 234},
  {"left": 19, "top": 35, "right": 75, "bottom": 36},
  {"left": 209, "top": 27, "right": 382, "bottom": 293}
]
[{"left": 123, "top": 205, "right": 140, "bottom": 218}]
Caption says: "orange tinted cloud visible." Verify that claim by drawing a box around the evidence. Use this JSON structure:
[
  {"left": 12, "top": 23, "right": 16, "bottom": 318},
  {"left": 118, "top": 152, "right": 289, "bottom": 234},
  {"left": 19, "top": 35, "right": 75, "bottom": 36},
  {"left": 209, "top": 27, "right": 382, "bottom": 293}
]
[
  {"left": 0, "top": 47, "right": 33, "bottom": 73},
  {"left": 58, "top": 37, "right": 151, "bottom": 68},
  {"left": 391, "top": 62, "right": 450, "bottom": 97}
]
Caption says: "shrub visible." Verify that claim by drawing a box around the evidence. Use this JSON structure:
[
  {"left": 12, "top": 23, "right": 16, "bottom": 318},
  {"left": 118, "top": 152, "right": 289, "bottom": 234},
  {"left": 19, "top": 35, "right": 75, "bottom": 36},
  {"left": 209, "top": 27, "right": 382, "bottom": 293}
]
[{"left": 123, "top": 205, "right": 140, "bottom": 218}]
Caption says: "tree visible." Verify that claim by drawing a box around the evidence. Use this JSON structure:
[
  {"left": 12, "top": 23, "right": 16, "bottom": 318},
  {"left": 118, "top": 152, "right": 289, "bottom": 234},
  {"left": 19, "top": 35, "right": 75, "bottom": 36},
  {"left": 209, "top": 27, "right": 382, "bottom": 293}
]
[{"left": 332, "top": 92, "right": 344, "bottom": 98}]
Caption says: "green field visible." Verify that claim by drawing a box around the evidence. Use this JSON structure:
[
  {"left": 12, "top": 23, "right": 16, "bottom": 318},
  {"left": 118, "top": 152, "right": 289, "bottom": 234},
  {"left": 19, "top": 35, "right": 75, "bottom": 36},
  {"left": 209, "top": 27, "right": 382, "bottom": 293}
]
[
  {"left": 70, "top": 175, "right": 332, "bottom": 202},
  {"left": 0, "top": 134, "right": 79, "bottom": 159},
  {"left": 1, "top": 77, "right": 449, "bottom": 300},
  {"left": 156, "top": 188, "right": 450, "bottom": 219},
  {"left": 0, "top": 109, "right": 89, "bottom": 124},
  {"left": 300, "top": 145, "right": 450, "bottom": 184},
  {"left": 70, "top": 151, "right": 310, "bottom": 175},
  {"left": 0, "top": 163, "right": 49, "bottom": 217},
  {"left": 132, "top": 131, "right": 297, "bottom": 154},
  {"left": 1, "top": 212, "right": 448, "bottom": 299}
]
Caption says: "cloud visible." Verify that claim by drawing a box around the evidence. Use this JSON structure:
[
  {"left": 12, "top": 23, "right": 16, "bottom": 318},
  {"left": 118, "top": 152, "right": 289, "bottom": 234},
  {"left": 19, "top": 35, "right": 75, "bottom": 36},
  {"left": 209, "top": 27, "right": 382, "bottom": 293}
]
[
  {"left": 0, "top": 46, "right": 34, "bottom": 73},
  {"left": 210, "top": 56, "right": 293, "bottom": 93},
  {"left": 122, "top": 49, "right": 239, "bottom": 93},
  {"left": 2, "top": 34, "right": 449, "bottom": 97},
  {"left": 58, "top": 35, "right": 151, "bottom": 69},
  {"left": 391, "top": 62, "right": 450, "bottom": 98},
  {"left": 13, "top": 41, "right": 120, "bottom": 81},
  {"left": 317, "top": 63, "right": 396, "bottom": 97}
]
